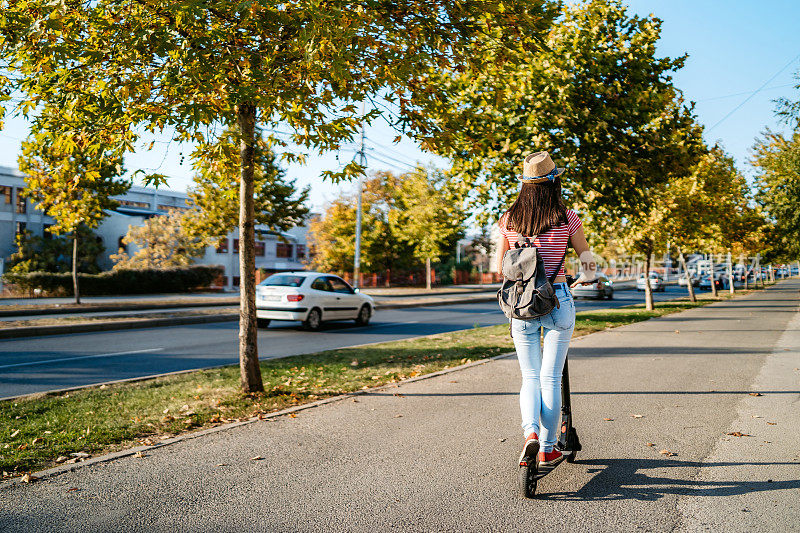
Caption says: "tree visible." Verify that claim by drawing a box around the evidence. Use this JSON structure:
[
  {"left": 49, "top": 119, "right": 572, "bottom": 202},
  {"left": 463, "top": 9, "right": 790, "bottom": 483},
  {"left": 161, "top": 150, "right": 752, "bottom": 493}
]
[
  {"left": 422, "top": 0, "right": 703, "bottom": 237},
  {"left": 390, "top": 167, "right": 465, "bottom": 289},
  {"left": 111, "top": 210, "right": 206, "bottom": 269},
  {"left": 619, "top": 145, "right": 763, "bottom": 307},
  {"left": 2, "top": 0, "right": 556, "bottom": 392},
  {"left": 184, "top": 126, "right": 309, "bottom": 245},
  {"left": 752, "top": 128, "right": 800, "bottom": 262},
  {"left": 8, "top": 226, "right": 104, "bottom": 274},
  {"left": 307, "top": 173, "right": 416, "bottom": 277},
  {"left": 665, "top": 146, "right": 765, "bottom": 298},
  {"left": 17, "top": 108, "right": 131, "bottom": 304}
]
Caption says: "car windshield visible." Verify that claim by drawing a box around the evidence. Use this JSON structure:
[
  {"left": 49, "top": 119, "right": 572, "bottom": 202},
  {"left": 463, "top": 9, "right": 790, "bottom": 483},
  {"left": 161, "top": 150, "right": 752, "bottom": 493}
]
[{"left": 261, "top": 274, "right": 305, "bottom": 287}]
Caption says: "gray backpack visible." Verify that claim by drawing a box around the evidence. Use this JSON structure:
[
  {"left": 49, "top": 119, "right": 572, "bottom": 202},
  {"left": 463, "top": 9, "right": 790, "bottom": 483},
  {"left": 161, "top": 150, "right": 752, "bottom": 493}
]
[{"left": 497, "top": 237, "right": 566, "bottom": 322}]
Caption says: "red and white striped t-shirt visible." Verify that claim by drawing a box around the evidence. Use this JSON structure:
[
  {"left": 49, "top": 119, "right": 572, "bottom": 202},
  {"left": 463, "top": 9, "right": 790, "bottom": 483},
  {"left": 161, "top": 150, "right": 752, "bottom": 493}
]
[{"left": 498, "top": 209, "right": 582, "bottom": 278}]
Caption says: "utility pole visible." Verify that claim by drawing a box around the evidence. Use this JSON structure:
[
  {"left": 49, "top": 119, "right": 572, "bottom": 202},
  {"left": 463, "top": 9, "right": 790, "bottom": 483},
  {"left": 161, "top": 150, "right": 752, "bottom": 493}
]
[{"left": 353, "top": 107, "right": 365, "bottom": 288}]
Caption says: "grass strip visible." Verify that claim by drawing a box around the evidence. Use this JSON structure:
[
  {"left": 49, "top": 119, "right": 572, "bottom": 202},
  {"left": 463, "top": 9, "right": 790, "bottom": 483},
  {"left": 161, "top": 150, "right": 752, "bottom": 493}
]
[{"left": 0, "top": 288, "right": 756, "bottom": 476}]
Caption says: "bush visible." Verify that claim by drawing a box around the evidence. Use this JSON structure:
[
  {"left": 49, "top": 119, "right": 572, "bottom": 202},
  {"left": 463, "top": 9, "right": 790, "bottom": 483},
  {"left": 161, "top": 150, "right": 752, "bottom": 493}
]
[{"left": 3, "top": 265, "right": 224, "bottom": 297}]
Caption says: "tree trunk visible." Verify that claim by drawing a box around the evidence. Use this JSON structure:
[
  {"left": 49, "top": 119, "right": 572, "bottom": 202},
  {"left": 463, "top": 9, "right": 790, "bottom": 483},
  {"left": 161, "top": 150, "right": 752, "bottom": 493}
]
[
  {"left": 72, "top": 232, "right": 81, "bottom": 305},
  {"left": 237, "top": 103, "right": 263, "bottom": 393},
  {"left": 727, "top": 252, "right": 735, "bottom": 295},
  {"left": 709, "top": 255, "right": 718, "bottom": 297},
  {"left": 425, "top": 257, "right": 431, "bottom": 290},
  {"left": 678, "top": 249, "right": 696, "bottom": 303},
  {"left": 644, "top": 254, "right": 654, "bottom": 311}
]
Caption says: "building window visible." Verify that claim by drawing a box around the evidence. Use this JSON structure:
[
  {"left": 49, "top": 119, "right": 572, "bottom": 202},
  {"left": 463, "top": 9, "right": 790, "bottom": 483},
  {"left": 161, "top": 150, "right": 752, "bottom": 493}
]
[
  {"left": 216, "top": 238, "right": 229, "bottom": 254},
  {"left": 118, "top": 199, "right": 150, "bottom": 209},
  {"left": 233, "top": 276, "right": 241, "bottom": 287},
  {"left": 0, "top": 186, "right": 11, "bottom": 204},
  {"left": 15, "top": 188, "right": 26, "bottom": 214},
  {"left": 233, "top": 239, "right": 240, "bottom": 254},
  {"left": 255, "top": 241, "right": 265, "bottom": 257},
  {"left": 276, "top": 242, "right": 293, "bottom": 258},
  {"left": 158, "top": 204, "right": 188, "bottom": 212},
  {"left": 15, "top": 221, "right": 26, "bottom": 235},
  {"left": 296, "top": 244, "right": 306, "bottom": 260}
]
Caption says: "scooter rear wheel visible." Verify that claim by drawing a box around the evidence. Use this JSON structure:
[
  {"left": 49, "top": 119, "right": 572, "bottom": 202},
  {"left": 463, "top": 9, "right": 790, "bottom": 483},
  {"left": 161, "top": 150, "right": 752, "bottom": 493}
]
[{"left": 518, "top": 459, "right": 538, "bottom": 498}]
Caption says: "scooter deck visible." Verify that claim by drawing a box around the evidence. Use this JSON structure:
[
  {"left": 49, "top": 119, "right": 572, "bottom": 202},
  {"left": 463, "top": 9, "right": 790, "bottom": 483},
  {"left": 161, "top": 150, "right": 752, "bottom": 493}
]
[{"left": 533, "top": 450, "right": 572, "bottom": 480}]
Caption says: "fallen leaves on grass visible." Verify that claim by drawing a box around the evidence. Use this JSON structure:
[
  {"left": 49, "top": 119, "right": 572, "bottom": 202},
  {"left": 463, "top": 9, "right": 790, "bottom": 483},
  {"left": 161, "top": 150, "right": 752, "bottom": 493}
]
[{"left": 10, "top": 429, "right": 19, "bottom": 438}]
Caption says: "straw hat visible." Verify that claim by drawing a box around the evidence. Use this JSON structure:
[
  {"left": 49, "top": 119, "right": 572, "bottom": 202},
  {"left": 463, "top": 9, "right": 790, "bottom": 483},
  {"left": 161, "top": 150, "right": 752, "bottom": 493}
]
[{"left": 520, "top": 151, "right": 565, "bottom": 184}]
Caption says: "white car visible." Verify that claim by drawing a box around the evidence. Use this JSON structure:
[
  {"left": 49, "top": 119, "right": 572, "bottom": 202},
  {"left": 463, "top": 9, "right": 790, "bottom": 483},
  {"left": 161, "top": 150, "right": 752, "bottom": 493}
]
[
  {"left": 637, "top": 272, "right": 665, "bottom": 292},
  {"left": 255, "top": 272, "right": 375, "bottom": 330}
]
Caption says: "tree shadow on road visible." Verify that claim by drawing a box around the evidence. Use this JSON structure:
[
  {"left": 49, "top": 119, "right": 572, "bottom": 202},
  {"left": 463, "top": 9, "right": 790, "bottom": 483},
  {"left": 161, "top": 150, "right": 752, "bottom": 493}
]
[{"left": 537, "top": 458, "right": 800, "bottom": 502}]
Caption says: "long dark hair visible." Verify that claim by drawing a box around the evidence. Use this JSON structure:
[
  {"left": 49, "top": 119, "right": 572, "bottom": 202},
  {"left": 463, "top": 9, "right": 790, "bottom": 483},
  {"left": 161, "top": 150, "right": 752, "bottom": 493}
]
[{"left": 503, "top": 177, "right": 568, "bottom": 236}]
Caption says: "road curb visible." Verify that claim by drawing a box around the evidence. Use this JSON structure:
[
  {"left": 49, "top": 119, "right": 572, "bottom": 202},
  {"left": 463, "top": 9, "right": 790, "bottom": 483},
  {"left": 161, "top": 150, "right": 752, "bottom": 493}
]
[
  {"left": 0, "top": 300, "right": 238, "bottom": 318},
  {"left": 1, "top": 351, "right": 516, "bottom": 487}
]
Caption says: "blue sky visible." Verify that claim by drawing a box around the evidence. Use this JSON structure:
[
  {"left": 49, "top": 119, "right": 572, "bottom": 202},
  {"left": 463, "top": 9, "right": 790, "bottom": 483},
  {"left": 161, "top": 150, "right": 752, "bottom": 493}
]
[{"left": 0, "top": 1, "right": 798, "bottom": 209}]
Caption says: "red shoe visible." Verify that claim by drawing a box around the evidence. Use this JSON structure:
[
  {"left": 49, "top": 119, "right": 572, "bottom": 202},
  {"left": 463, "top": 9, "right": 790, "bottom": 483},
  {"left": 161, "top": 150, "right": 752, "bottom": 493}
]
[
  {"left": 519, "top": 432, "right": 539, "bottom": 466},
  {"left": 538, "top": 449, "right": 563, "bottom": 466}
]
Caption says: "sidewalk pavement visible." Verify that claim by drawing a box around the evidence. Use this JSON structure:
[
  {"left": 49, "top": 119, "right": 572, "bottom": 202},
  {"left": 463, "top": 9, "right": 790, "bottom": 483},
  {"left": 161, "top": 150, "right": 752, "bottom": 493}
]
[{"left": 2, "top": 281, "right": 798, "bottom": 532}]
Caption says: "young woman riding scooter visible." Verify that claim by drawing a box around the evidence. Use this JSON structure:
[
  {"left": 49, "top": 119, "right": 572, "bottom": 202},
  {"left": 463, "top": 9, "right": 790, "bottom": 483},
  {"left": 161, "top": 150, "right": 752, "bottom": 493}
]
[{"left": 496, "top": 151, "right": 598, "bottom": 469}]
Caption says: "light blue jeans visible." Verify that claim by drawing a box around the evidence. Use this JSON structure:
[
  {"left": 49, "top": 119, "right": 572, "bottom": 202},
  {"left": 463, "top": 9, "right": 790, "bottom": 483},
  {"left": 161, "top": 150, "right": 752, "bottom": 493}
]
[{"left": 511, "top": 283, "right": 575, "bottom": 452}]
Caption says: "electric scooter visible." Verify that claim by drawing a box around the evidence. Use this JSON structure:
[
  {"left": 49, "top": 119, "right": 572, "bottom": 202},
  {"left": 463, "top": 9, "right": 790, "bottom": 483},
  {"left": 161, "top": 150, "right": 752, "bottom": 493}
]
[{"left": 518, "top": 357, "right": 582, "bottom": 498}]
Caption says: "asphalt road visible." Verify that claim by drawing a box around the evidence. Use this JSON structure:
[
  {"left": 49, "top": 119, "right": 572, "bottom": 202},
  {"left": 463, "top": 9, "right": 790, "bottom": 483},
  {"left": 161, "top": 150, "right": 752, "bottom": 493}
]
[
  {"left": 1, "top": 286, "right": 688, "bottom": 398},
  {"left": 2, "top": 281, "right": 798, "bottom": 532}
]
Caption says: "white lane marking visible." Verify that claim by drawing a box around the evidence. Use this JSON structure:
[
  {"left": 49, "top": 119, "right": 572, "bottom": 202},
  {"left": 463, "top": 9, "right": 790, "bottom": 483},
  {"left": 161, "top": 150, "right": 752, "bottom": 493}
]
[{"left": 0, "top": 348, "right": 164, "bottom": 370}]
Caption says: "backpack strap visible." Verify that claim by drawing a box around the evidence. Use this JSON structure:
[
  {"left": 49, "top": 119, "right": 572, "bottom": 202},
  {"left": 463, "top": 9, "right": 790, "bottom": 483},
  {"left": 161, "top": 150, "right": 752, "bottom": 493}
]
[{"left": 548, "top": 250, "right": 568, "bottom": 284}]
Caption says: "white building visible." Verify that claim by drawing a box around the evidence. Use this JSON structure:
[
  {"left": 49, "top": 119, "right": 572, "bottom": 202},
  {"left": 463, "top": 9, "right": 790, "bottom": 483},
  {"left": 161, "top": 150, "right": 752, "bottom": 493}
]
[{"left": 0, "top": 166, "right": 309, "bottom": 290}]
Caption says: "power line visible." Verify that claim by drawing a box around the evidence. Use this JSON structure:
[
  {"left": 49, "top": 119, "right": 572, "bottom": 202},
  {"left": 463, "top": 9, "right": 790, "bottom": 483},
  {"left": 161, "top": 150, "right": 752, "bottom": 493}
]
[
  {"left": 367, "top": 147, "right": 416, "bottom": 169},
  {"left": 368, "top": 153, "right": 414, "bottom": 171},
  {"left": 709, "top": 52, "right": 800, "bottom": 130},
  {"left": 697, "top": 83, "right": 797, "bottom": 102}
]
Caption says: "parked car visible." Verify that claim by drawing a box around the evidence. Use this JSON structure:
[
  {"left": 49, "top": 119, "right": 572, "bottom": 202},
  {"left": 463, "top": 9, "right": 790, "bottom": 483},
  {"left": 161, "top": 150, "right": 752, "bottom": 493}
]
[
  {"left": 678, "top": 273, "right": 699, "bottom": 287},
  {"left": 698, "top": 273, "right": 724, "bottom": 290},
  {"left": 637, "top": 272, "right": 665, "bottom": 292},
  {"left": 255, "top": 272, "right": 375, "bottom": 330},
  {"left": 571, "top": 273, "right": 614, "bottom": 300}
]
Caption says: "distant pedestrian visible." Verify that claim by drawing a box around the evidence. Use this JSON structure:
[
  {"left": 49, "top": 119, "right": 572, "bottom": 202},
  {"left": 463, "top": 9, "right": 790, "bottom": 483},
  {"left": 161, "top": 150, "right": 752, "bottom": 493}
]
[{"left": 496, "top": 151, "right": 598, "bottom": 466}]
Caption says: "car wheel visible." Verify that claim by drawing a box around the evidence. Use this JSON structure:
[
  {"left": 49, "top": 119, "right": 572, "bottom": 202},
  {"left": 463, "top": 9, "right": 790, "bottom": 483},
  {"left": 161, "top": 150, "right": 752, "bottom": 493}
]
[
  {"left": 303, "top": 308, "right": 322, "bottom": 331},
  {"left": 257, "top": 318, "right": 271, "bottom": 328},
  {"left": 355, "top": 304, "right": 371, "bottom": 326},
  {"left": 606, "top": 290, "right": 613, "bottom": 300}
]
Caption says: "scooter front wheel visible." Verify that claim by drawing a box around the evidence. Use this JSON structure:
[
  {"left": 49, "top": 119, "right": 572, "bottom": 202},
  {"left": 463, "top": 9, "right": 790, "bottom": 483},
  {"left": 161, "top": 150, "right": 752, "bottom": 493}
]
[{"left": 518, "top": 459, "right": 538, "bottom": 498}]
